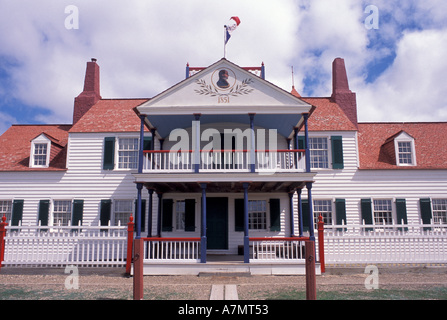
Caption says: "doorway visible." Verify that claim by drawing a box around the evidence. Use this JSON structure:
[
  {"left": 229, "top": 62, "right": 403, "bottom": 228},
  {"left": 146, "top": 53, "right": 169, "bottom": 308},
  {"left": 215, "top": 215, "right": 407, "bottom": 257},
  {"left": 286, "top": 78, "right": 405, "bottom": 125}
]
[{"left": 206, "top": 197, "right": 228, "bottom": 250}]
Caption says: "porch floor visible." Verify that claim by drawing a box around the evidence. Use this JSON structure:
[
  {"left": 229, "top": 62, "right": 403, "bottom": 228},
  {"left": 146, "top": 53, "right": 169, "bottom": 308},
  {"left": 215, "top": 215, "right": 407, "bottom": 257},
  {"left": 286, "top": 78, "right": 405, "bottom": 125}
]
[{"left": 138, "top": 254, "right": 321, "bottom": 276}]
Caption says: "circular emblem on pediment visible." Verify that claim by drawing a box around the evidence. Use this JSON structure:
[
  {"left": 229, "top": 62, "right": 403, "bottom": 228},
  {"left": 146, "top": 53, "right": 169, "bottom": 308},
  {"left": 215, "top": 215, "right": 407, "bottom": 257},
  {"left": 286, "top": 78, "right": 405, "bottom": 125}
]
[{"left": 211, "top": 68, "right": 236, "bottom": 91}]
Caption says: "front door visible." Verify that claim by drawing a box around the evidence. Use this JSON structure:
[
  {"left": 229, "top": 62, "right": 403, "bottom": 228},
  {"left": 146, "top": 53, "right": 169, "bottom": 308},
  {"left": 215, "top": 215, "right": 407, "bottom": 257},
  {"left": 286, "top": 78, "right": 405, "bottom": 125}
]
[{"left": 206, "top": 197, "right": 228, "bottom": 250}]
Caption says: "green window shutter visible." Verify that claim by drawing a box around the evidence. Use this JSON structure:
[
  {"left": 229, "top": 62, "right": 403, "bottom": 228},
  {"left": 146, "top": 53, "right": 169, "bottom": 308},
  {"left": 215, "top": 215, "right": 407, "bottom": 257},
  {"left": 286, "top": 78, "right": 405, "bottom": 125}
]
[
  {"left": 361, "top": 199, "right": 373, "bottom": 224},
  {"left": 396, "top": 199, "right": 408, "bottom": 224},
  {"left": 100, "top": 200, "right": 112, "bottom": 226},
  {"left": 185, "top": 199, "right": 196, "bottom": 232},
  {"left": 162, "top": 199, "right": 173, "bottom": 232},
  {"left": 335, "top": 199, "right": 346, "bottom": 225},
  {"left": 38, "top": 200, "right": 50, "bottom": 226},
  {"left": 302, "top": 199, "right": 310, "bottom": 232},
  {"left": 269, "top": 198, "right": 281, "bottom": 231},
  {"left": 143, "top": 136, "right": 153, "bottom": 151},
  {"left": 331, "top": 136, "right": 344, "bottom": 169},
  {"left": 103, "top": 137, "right": 115, "bottom": 170},
  {"left": 72, "top": 200, "right": 84, "bottom": 226},
  {"left": 234, "top": 199, "right": 244, "bottom": 232},
  {"left": 420, "top": 198, "right": 432, "bottom": 225},
  {"left": 11, "top": 199, "right": 24, "bottom": 226},
  {"left": 396, "top": 199, "right": 408, "bottom": 231}
]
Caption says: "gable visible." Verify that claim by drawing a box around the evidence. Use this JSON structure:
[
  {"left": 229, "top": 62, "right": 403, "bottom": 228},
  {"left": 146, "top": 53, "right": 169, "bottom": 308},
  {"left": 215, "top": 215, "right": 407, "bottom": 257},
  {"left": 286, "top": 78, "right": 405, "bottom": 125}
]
[
  {"left": 136, "top": 59, "right": 314, "bottom": 139},
  {"left": 137, "top": 58, "right": 312, "bottom": 115}
]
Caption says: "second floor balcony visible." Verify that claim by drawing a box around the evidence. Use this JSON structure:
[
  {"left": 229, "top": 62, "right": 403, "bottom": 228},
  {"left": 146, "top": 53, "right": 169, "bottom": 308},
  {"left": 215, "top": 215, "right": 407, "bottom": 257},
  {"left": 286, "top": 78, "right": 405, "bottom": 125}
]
[{"left": 143, "top": 149, "right": 307, "bottom": 174}]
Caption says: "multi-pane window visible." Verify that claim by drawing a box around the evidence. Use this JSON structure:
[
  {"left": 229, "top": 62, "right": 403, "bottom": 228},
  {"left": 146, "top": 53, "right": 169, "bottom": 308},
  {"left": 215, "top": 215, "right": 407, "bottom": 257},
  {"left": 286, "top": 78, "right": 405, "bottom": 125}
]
[
  {"left": 373, "top": 199, "right": 393, "bottom": 225},
  {"left": 176, "top": 200, "right": 186, "bottom": 230},
  {"left": 248, "top": 200, "right": 267, "bottom": 230},
  {"left": 53, "top": 200, "right": 72, "bottom": 226},
  {"left": 33, "top": 143, "right": 48, "bottom": 167},
  {"left": 114, "top": 200, "right": 133, "bottom": 226},
  {"left": 397, "top": 141, "right": 413, "bottom": 165},
  {"left": 432, "top": 199, "right": 447, "bottom": 224},
  {"left": 118, "top": 138, "right": 139, "bottom": 169},
  {"left": 0, "top": 200, "right": 12, "bottom": 222},
  {"left": 313, "top": 200, "right": 333, "bottom": 226},
  {"left": 309, "top": 137, "right": 329, "bottom": 169}
]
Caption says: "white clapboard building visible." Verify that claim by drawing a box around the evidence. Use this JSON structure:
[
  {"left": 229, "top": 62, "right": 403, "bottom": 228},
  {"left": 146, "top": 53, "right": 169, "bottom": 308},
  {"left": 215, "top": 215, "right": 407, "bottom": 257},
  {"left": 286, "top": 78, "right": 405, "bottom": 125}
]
[{"left": 0, "top": 57, "right": 446, "bottom": 273}]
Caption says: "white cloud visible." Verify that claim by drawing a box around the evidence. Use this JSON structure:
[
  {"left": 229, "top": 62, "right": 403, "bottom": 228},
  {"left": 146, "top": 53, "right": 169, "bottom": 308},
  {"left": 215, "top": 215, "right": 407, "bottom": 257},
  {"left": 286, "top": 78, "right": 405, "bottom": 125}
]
[{"left": 358, "top": 28, "right": 447, "bottom": 122}]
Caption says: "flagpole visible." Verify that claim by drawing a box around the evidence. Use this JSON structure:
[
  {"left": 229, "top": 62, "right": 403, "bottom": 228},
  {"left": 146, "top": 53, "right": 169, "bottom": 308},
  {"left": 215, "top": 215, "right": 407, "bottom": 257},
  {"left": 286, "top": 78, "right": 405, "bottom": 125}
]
[{"left": 224, "top": 25, "right": 227, "bottom": 58}]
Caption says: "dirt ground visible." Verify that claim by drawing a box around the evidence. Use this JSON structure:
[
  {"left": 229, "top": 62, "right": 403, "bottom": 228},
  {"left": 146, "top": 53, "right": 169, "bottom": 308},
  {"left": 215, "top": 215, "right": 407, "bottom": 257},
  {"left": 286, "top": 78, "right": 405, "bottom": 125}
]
[{"left": 1, "top": 264, "right": 447, "bottom": 300}]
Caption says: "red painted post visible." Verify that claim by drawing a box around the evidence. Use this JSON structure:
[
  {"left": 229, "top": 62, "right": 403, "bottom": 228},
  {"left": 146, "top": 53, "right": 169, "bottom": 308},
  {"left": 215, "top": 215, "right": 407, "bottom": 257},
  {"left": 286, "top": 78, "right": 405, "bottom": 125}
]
[
  {"left": 317, "top": 214, "right": 325, "bottom": 273},
  {"left": 125, "top": 215, "right": 134, "bottom": 275},
  {"left": 0, "top": 215, "right": 8, "bottom": 271},
  {"left": 133, "top": 238, "right": 144, "bottom": 300},
  {"left": 305, "top": 240, "right": 317, "bottom": 300}
]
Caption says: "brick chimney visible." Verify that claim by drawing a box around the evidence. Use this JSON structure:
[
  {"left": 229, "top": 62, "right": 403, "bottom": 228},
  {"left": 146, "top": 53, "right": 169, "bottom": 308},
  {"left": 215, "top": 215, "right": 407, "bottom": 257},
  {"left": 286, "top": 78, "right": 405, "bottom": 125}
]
[
  {"left": 331, "top": 58, "right": 358, "bottom": 128},
  {"left": 73, "top": 58, "right": 101, "bottom": 124}
]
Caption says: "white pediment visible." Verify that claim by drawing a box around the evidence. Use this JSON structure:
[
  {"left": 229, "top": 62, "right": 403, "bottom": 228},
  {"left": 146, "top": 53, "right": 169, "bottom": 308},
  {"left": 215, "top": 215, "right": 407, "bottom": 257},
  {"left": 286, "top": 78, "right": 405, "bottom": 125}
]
[{"left": 137, "top": 59, "right": 312, "bottom": 116}]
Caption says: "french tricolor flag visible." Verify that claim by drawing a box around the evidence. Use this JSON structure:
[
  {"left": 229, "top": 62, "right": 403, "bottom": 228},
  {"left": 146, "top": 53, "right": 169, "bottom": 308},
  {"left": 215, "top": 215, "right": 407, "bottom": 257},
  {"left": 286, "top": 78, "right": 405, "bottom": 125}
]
[{"left": 225, "top": 16, "right": 241, "bottom": 45}]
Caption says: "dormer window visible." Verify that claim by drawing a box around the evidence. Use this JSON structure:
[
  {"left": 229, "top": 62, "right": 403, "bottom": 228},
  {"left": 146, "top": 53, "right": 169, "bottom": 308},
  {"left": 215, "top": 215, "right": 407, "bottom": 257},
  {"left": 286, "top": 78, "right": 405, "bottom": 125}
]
[
  {"left": 394, "top": 132, "right": 416, "bottom": 166},
  {"left": 30, "top": 134, "right": 51, "bottom": 168}
]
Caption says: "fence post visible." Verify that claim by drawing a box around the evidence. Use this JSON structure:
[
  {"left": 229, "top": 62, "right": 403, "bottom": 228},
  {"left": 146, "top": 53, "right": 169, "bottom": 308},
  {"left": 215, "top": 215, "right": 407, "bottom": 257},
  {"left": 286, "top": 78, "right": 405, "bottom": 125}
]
[
  {"left": 317, "top": 214, "right": 325, "bottom": 273},
  {"left": 125, "top": 215, "right": 135, "bottom": 275},
  {"left": 0, "top": 215, "right": 8, "bottom": 271},
  {"left": 305, "top": 240, "right": 317, "bottom": 300}
]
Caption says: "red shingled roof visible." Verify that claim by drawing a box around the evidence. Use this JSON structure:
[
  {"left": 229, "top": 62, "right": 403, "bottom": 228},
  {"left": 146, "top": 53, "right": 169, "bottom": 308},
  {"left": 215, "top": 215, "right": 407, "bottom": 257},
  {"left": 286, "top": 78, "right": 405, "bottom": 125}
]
[
  {"left": 358, "top": 122, "right": 447, "bottom": 170},
  {"left": 0, "top": 124, "right": 71, "bottom": 171},
  {"left": 70, "top": 99, "right": 149, "bottom": 133},
  {"left": 300, "top": 97, "right": 358, "bottom": 131}
]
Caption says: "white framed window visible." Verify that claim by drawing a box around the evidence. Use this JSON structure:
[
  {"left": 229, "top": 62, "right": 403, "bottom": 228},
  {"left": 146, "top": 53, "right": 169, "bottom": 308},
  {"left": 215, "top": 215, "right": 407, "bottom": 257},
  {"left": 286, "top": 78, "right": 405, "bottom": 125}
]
[
  {"left": 176, "top": 200, "right": 186, "bottom": 231},
  {"left": 114, "top": 200, "right": 133, "bottom": 226},
  {"left": 373, "top": 199, "right": 393, "bottom": 225},
  {"left": 0, "top": 200, "right": 12, "bottom": 222},
  {"left": 432, "top": 199, "right": 447, "bottom": 224},
  {"left": 309, "top": 137, "right": 329, "bottom": 169},
  {"left": 30, "top": 134, "right": 51, "bottom": 168},
  {"left": 248, "top": 200, "right": 267, "bottom": 230},
  {"left": 394, "top": 132, "right": 416, "bottom": 166},
  {"left": 53, "top": 200, "right": 72, "bottom": 226},
  {"left": 313, "top": 200, "right": 333, "bottom": 226},
  {"left": 118, "top": 138, "right": 139, "bottom": 169}
]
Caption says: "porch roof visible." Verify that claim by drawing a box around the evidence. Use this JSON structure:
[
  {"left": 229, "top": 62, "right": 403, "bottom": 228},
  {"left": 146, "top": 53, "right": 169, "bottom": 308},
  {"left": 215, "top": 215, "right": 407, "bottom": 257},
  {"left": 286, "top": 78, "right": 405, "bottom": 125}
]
[{"left": 133, "top": 172, "right": 315, "bottom": 193}]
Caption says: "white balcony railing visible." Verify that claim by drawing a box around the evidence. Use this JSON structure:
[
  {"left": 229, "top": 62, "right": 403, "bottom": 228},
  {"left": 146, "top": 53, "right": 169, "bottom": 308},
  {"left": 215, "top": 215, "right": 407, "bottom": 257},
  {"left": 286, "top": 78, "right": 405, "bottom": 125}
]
[{"left": 143, "top": 149, "right": 306, "bottom": 173}]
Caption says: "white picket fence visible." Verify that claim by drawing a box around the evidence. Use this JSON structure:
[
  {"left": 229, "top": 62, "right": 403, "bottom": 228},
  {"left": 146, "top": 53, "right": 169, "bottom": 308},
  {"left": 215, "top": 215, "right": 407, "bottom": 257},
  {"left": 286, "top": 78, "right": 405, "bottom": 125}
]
[
  {"left": 321, "top": 221, "right": 447, "bottom": 264},
  {"left": 3, "top": 221, "right": 128, "bottom": 267}
]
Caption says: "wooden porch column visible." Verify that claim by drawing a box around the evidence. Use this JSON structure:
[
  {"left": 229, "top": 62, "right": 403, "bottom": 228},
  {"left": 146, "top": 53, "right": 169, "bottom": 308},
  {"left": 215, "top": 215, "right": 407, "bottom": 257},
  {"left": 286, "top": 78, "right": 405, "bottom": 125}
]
[
  {"left": 297, "top": 188, "right": 303, "bottom": 237},
  {"left": 193, "top": 114, "right": 201, "bottom": 173},
  {"left": 200, "top": 183, "right": 207, "bottom": 263},
  {"left": 147, "top": 188, "right": 154, "bottom": 237},
  {"left": 243, "top": 182, "right": 250, "bottom": 263},
  {"left": 303, "top": 113, "right": 311, "bottom": 173},
  {"left": 249, "top": 114, "right": 255, "bottom": 173},
  {"left": 138, "top": 115, "right": 145, "bottom": 174},
  {"left": 157, "top": 192, "right": 162, "bottom": 237},
  {"left": 136, "top": 183, "right": 143, "bottom": 238},
  {"left": 294, "top": 127, "right": 299, "bottom": 169},
  {"left": 288, "top": 191, "right": 295, "bottom": 236},
  {"left": 306, "top": 182, "right": 315, "bottom": 240}
]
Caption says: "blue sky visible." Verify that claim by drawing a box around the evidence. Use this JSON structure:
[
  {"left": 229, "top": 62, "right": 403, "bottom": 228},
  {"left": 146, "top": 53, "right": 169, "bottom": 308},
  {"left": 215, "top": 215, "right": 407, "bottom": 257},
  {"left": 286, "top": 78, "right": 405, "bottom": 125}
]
[{"left": 1, "top": 0, "right": 447, "bottom": 135}]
